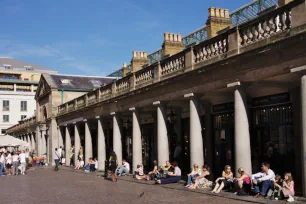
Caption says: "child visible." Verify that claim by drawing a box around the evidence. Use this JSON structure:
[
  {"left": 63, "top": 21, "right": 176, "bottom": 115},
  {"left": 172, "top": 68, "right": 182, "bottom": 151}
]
[
  {"left": 188, "top": 165, "right": 211, "bottom": 189},
  {"left": 135, "top": 164, "right": 146, "bottom": 180},
  {"left": 266, "top": 174, "right": 282, "bottom": 199},
  {"left": 275, "top": 172, "right": 295, "bottom": 202}
]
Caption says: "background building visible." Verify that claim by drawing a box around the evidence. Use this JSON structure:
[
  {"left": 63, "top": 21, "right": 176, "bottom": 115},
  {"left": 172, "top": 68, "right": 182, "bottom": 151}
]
[{"left": 0, "top": 57, "right": 57, "bottom": 135}]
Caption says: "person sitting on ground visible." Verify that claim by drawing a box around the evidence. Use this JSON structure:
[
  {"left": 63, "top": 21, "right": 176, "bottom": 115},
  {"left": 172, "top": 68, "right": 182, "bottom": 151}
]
[
  {"left": 266, "top": 174, "right": 283, "bottom": 200},
  {"left": 211, "top": 165, "right": 233, "bottom": 194},
  {"left": 185, "top": 163, "right": 201, "bottom": 187},
  {"left": 188, "top": 165, "right": 211, "bottom": 189},
  {"left": 159, "top": 160, "right": 172, "bottom": 178},
  {"left": 89, "top": 158, "right": 96, "bottom": 172},
  {"left": 94, "top": 158, "right": 98, "bottom": 170},
  {"left": 275, "top": 172, "right": 295, "bottom": 202},
  {"left": 146, "top": 160, "right": 159, "bottom": 180},
  {"left": 155, "top": 161, "right": 181, "bottom": 184},
  {"left": 135, "top": 164, "right": 146, "bottom": 180},
  {"left": 233, "top": 167, "right": 251, "bottom": 195},
  {"left": 116, "top": 159, "right": 130, "bottom": 176},
  {"left": 252, "top": 162, "right": 275, "bottom": 198},
  {"left": 83, "top": 157, "right": 95, "bottom": 172},
  {"left": 74, "top": 158, "right": 84, "bottom": 170}
]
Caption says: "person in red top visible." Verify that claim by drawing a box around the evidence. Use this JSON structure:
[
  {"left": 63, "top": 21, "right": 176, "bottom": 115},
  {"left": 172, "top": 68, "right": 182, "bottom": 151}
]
[{"left": 233, "top": 167, "right": 251, "bottom": 195}]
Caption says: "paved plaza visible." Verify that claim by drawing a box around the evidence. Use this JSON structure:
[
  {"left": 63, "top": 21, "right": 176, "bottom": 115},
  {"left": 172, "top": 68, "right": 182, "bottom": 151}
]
[{"left": 0, "top": 167, "right": 262, "bottom": 204}]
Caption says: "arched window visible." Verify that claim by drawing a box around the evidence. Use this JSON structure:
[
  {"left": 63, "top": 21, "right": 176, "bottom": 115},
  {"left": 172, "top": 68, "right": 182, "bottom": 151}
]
[{"left": 43, "top": 106, "right": 48, "bottom": 121}]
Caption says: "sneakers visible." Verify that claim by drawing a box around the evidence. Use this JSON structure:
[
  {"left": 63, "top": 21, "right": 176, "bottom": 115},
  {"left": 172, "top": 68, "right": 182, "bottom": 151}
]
[{"left": 287, "top": 196, "right": 294, "bottom": 202}]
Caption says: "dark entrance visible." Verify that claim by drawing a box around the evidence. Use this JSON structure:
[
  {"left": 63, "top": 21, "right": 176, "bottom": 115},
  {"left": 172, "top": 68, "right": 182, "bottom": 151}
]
[
  {"left": 213, "top": 103, "right": 234, "bottom": 176},
  {"left": 141, "top": 123, "right": 155, "bottom": 171},
  {"left": 251, "top": 93, "right": 294, "bottom": 176}
]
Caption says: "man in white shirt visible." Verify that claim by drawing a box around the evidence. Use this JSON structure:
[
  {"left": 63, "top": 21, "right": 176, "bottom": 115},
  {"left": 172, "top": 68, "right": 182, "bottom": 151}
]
[
  {"left": 53, "top": 148, "right": 60, "bottom": 171},
  {"left": 252, "top": 162, "right": 275, "bottom": 198},
  {"left": 116, "top": 160, "right": 130, "bottom": 176},
  {"left": 19, "top": 150, "right": 26, "bottom": 175}
]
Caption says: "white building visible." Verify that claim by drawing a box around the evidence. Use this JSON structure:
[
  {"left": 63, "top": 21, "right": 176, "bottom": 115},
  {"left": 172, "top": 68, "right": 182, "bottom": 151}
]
[{"left": 0, "top": 57, "right": 57, "bottom": 135}]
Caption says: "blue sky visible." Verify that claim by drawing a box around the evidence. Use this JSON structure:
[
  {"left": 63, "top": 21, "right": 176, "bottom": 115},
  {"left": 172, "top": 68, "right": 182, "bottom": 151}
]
[{"left": 0, "top": 0, "right": 250, "bottom": 76}]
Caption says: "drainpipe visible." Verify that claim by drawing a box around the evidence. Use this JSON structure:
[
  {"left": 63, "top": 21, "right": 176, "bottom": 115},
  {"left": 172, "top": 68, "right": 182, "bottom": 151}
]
[{"left": 60, "top": 89, "right": 64, "bottom": 104}]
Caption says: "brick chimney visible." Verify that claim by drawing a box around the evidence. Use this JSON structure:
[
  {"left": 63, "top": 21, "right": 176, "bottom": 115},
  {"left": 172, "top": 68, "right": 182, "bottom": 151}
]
[
  {"left": 206, "top": 7, "right": 232, "bottom": 39},
  {"left": 278, "top": 0, "right": 293, "bottom": 6},
  {"left": 162, "top": 32, "right": 184, "bottom": 57},
  {"left": 131, "top": 51, "right": 149, "bottom": 73}
]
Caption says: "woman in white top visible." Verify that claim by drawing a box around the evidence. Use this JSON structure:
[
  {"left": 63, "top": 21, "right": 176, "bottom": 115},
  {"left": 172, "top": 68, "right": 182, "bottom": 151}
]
[
  {"left": 156, "top": 161, "right": 181, "bottom": 184},
  {"left": 74, "top": 158, "right": 84, "bottom": 170},
  {"left": 185, "top": 163, "right": 201, "bottom": 187}
]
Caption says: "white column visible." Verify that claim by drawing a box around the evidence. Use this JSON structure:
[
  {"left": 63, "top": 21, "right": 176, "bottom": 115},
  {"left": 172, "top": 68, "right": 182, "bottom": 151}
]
[
  {"left": 96, "top": 116, "right": 106, "bottom": 171},
  {"left": 153, "top": 101, "right": 169, "bottom": 166},
  {"left": 74, "top": 122, "right": 81, "bottom": 165},
  {"left": 130, "top": 107, "right": 142, "bottom": 171},
  {"left": 111, "top": 112, "right": 122, "bottom": 165},
  {"left": 31, "top": 133, "right": 36, "bottom": 151},
  {"left": 65, "top": 125, "right": 71, "bottom": 166},
  {"left": 36, "top": 127, "right": 41, "bottom": 156},
  {"left": 41, "top": 130, "right": 46, "bottom": 155},
  {"left": 185, "top": 93, "right": 204, "bottom": 168},
  {"left": 58, "top": 127, "right": 64, "bottom": 149},
  {"left": 84, "top": 119, "right": 93, "bottom": 162},
  {"left": 301, "top": 75, "right": 306, "bottom": 197},
  {"left": 234, "top": 89, "right": 252, "bottom": 176}
]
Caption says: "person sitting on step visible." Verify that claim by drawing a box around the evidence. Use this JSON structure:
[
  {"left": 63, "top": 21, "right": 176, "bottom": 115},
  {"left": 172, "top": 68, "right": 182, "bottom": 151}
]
[
  {"left": 233, "top": 167, "right": 251, "bottom": 196},
  {"left": 211, "top": 165, "right": 233, "bottom": 194},
  {"left": 252, "top": 162, "right": 275, "bottom": 198},
  {"left": 155, "top": 161, "right": 181, "bottom": 184},
  {"left": 188, "top": 165, "right": 211, "bottom": 189},
  {"left": 275, "top": 172, "right": 295, "bottom": 202},
  {"left": 116, "top": 159, "right": 130, "bottom": 176},
  {"left": 185, "top": 163, "right": 201, "bottom": 187}
]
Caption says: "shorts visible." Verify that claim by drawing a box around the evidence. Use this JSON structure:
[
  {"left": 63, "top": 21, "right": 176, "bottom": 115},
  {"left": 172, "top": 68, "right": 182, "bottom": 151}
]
[{"left": 6, "top": 163, "right": 12, "bottom": 169}]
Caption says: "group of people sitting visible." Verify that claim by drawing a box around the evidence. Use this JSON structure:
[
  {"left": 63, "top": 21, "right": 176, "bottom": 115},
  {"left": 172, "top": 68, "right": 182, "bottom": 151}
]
[
  {"left": 184, "top": 162, "right": 294, "bottom": 202},
  {"left": 74, "top": 157, "right": 98, "bottom": 172}
]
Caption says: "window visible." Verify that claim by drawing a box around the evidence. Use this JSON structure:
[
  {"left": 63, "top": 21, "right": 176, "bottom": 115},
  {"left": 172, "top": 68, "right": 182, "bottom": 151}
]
[
  {"left": 3, "top": 115, "right": 9, "bottom": 122},
  {"left": 3, "top": 100, "right": 9, "bottom": 111},
  {"left": 60, "top": 79, "right": 72, "bottom": 84},
  {"left": 21, "top": 115, "right": 27, "bottom": 120},
  {"left": 21, "top": 101, "right": 27, "bottom": 111},
  {"left": 3, "top": 64, "right": 12, "bottom": 70},
  {"left": 1, "top": 129, "right": 6, "bottom": 134}
]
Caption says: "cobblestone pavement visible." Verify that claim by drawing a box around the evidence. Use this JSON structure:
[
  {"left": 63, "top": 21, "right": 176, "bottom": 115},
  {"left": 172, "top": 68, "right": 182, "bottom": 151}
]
[{"left": 0, "top": 168, "right": 280, "bottom": 204}]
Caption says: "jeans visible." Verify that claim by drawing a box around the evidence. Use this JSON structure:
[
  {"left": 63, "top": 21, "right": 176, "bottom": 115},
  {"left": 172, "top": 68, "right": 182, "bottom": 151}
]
[
  {"left": 254, "top": 180, "right": 272, "bottom": 196},
  {"left": 0, "top": 163, "right": 3, "bottom": 176},
  {"left": 54, "top": 159, "right": 59, "bottom": 171},
  {"left": 12, "top": 162, "right": 19, "bottom": 175},
  {"left": 116, "top": 167, "right": 129, "bottom": 175},
  {"left": 187, "top": 174, "right": 197, "bottom": 185}
]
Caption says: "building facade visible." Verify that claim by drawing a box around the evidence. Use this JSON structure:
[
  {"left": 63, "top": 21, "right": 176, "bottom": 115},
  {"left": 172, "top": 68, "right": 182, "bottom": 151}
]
[
  {"left": 0, "top": 58, "right": 57, "bottom": 135},
  {"left": 7, "top": 0, "right": 306, "bottom": 197}
]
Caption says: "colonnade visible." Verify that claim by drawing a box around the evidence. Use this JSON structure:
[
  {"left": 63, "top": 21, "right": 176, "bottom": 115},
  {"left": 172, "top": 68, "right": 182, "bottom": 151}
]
[{"left": 16, "top": 132, "right": 36, "bottom": 151}]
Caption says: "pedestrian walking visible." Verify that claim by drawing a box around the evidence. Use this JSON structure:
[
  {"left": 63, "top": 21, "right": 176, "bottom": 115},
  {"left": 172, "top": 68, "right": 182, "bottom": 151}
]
[
  {"left": 19, "top": 150, "right": 26, "bottom": 175},
  {"left": 12, "top": 152, "right": 19, "bottom": 176},
  {"left": 0, "top": 152, "right": 5, "bottom": 176},
  {"left": 54, "top": 148, "right": 60, "bottom": 171}
]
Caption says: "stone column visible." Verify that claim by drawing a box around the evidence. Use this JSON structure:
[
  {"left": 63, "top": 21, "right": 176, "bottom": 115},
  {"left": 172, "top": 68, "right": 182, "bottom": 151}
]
[
  {"left": 49, "top": 119, "right": 59, "bottom": 166},
  {"left": 31, "top": 133, "right": 36, "bottom": 152},
  {"left": 301, "top": 76, "right": 306, "bottom": 196},
  {"left": 129, "top": 107, "right": 142, "bottom": 171},
  {"left": 111, "top": 112, "right": 122, "bottom": 165},
  {"left": 234, "top": 89, "right": 252, "bottom": 176},
  {"left": 96, "top": 116, "right": 106, "bottom": 171},
  {"left": 153, "top": 101, "right": 169, "bottom": 166},
  {"left": 41, "top": 130, "right": 46, "bottom": 155},
  {"left": 36, "top": 126, "right": 41, "bottom": 156},
  {"left": 84, "top": 119, "right": 93, "bottom": 162},
  {"left": 58, "top": 127, "right": 64, "bottom": 149},
  {"left": 65, "top": 125, "right": 71, "bottom": 166},
  {"left": 184, "top": 93, "right": 204, "bottom": 168},
  {"left": 74, "top": 122, "right": 81, "bottom": 166}
]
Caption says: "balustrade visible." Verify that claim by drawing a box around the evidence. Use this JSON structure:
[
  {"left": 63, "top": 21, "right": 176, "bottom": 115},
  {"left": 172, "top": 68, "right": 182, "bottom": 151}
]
[
  {"left": 67, "top": 102, "right": 75, "bottom": 111},
  {"left": 239, "top": 3, "right": 293, "bottom": 46},
  {"left": 116, "top": 77, "right": 131, "bottom": 93},
  {"left": 87, "top": 92, "right": 97, "bottom": 105},
  {"left": 100, "top": 84, "right": 112, "bottom": 100},
  {"left": 135, "top": 65, "right": 154, "bottom": 86},
  {"left": 160, "top": 52, "right": 185, "bottom": 77},
  {"left": 77, "top": 97, "right": 85, "bottom": 109},
  {"left": 193, "top": 33, "right": 228, "bottom": 64}
]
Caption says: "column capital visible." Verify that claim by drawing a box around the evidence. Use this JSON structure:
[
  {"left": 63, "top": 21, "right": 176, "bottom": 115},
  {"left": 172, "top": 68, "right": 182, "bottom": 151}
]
[
  {"left": 110, "top": 112, "right": 116, "bottom": 116},
  {"left": 95, "top": 116, "right": 100, "bottom": 119},
  {"left": 83, "top": 119, "right": 87, "bottom": 122},
  {"left": 129, "top": 107, "right": 136, "bottom": 111},
  {"left": 73, "top": 122, "right": 77, "bottom": 125},
  {"left": 153, "top": 101, "right": 162, "bottom": 106},
  {"left": 227, "top": 81, "right": 241, "bottom": 88}
]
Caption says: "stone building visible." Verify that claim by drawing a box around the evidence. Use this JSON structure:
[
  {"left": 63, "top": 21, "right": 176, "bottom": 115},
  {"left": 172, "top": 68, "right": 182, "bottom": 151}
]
[{"left": 7, "top": 0, "right": 306, "bottom": 196}]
